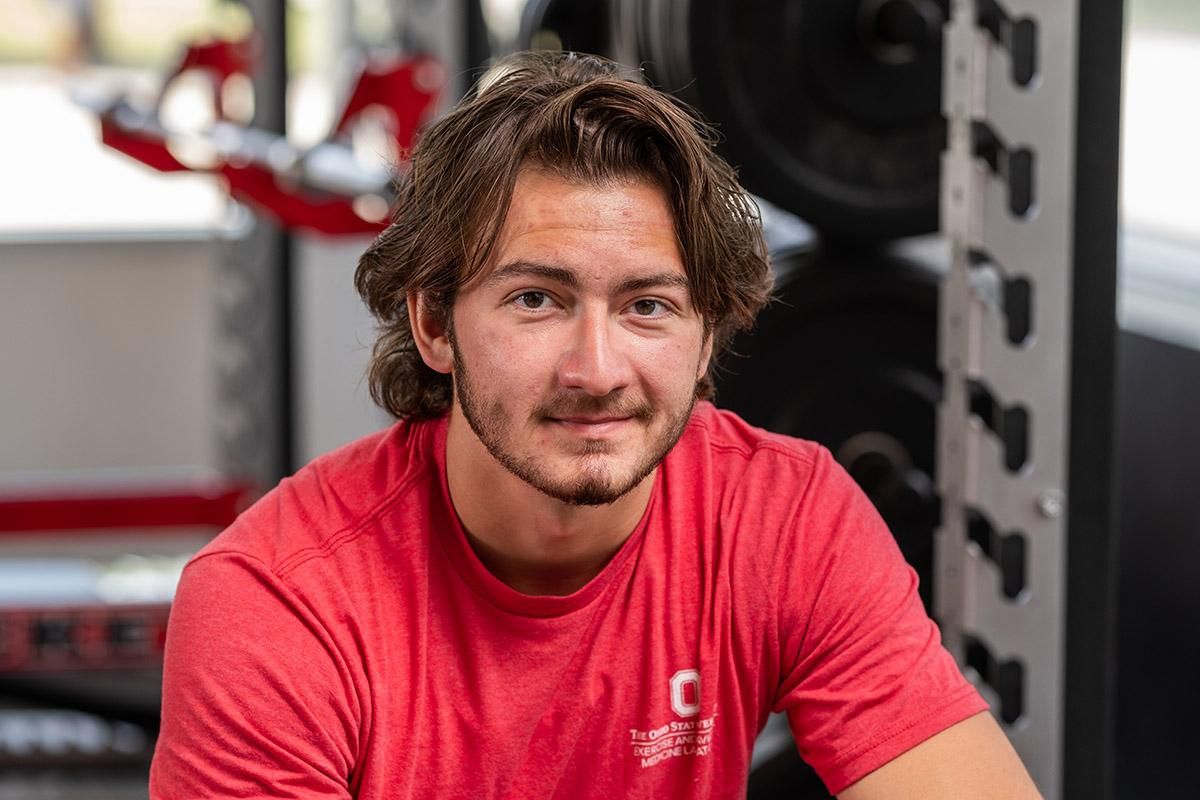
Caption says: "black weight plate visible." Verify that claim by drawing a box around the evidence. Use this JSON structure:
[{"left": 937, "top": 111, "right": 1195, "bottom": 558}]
[
  {"left": 631, "top": 0, "right": 947, "bottom": 241},
  {"left": 520, "top": 0, "right": 613, "bottom": 56},
  {"left": 731, "top": 246, "right": 941, "bottom": 797},
  {"left": 716, "top": 245, "right": 941, "bottom": 608}
]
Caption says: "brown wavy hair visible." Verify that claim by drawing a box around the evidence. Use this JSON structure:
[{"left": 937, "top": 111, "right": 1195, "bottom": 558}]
[{"left": 355, "top": 50, "right": 772, "bottom": 419}]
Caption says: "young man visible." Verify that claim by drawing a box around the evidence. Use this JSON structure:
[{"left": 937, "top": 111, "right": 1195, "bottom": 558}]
[{"left": 150, "top": 52, "right": 1041, "bottom": 798}]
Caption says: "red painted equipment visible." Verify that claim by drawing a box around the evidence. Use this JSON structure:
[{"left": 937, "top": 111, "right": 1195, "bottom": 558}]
[
  {"left": 0, "top": 477, "right": 256, "bottom": 672},
  {"left": 97, "top": 35, "right": 259, "bottom": 173},
  {"left": 0, "top": 480, "right": 255, "bottom": 534},
  {"left": 83, "top": 31, "right": 445, "bottom": 236},
  {"left": 218, "top": 54, "right": 444, "bottom": 235},
  {"left": 0, "top": 604, "right": 172, "bottom": 673}
]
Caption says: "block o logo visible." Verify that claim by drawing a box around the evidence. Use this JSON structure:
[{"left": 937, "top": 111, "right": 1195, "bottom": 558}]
[{"left": 670, "top": 669, "right": 701, "bottom": 717}]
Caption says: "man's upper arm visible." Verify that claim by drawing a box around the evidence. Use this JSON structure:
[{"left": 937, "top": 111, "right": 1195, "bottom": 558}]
[
  {"left": 770, "top": 447, "right": 994, "bottom": 792},
  {"left": 150, "top": 551, "right": 359, "bottom": 799},
  {"left": 838, "top": 711, "right": 1043, "bottom": 799}
]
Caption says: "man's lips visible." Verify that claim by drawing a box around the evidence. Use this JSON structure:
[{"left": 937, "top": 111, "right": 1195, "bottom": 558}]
[{"left": 547, "top": 416, "right": 635, "bottom": 436}]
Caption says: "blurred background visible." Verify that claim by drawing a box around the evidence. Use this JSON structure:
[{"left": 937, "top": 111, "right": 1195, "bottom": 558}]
[{"left": 0, "top": 0, "right": 1195, "bottom": 797}]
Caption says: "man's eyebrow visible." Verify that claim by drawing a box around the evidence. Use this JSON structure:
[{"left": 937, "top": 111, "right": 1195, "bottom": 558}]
[
  {"left": 614, "top": 273, "right": 691, "bottom": 297},
  {"left": 483, "top": 261, "right": 579, "bottom": 290},
  {"left": 482, "top": 262, "right": 691, "bottom": 298}
]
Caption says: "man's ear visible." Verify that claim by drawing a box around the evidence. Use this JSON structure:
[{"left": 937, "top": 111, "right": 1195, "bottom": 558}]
[{"left": 408, "top": 292, "right": 454, "bottom": 375}]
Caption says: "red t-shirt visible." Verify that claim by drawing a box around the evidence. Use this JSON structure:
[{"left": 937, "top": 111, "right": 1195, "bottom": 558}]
[{"left": 150, "top": 403, "right": 985, "bottom": 798}]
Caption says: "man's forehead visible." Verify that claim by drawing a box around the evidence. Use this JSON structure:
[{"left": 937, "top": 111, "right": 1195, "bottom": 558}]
[
  {"left": 458, "top": 170, "right": 685, "bottom": 287},
  {"left": 502, "top": 169, "right": 675, "bottom": 230}
]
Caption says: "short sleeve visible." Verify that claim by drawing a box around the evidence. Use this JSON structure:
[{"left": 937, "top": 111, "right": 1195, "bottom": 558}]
[
  {"left": 772, "top": 447, "right": 987, "bottom": 795},
  {"left": 149, "top": 552, "right": 360, "bottom": 799}
]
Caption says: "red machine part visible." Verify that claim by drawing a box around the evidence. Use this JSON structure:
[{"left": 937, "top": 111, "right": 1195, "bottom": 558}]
[
  {"left": 219, "top": 161, "right": 392, "bottom": 235},
  {"left": 219, "top": 53, "right": 445, "bottom": 235},
  {"left": 0, "top": 479, "right": 255, "bottom": 672},
  {"left": 332, "top": 55, "right": 445, "bottom": 152},
  {"left": 0, "top": 481, "right": 257, "bottom": 534},
  {"left": 167, "top": 35, "right": 259, "bottom": 121},
  {"left": 99, "top": 35, "right": 258, "bottom": 174},
  {"left": 93, "top": 31, "right": 445, "bottom": 236},
  {"left": 0, "top": 604, "right": 171, "bottom": 673},
  {"left": 99, "top": 116, "right": 192, "bottom": 173}
]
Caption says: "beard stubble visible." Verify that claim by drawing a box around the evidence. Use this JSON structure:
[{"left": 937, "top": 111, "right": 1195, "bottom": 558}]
[{"left": 450, "top": 343, "right": 696, "bottom": 506}]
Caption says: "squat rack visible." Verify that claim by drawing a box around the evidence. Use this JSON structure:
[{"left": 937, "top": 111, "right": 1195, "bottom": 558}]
[{"left": 936, "top": 1, "right": 1122, "bottom": 799}]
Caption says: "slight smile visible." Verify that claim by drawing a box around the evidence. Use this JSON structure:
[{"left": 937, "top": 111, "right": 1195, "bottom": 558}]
[{"left": 548, "top": 417, "right": 635, "bottom": 436}]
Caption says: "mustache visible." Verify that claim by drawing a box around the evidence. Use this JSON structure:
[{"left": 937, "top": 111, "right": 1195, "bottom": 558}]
[{"left": 534, "top": 394, "right": 654, "bottom": 422}]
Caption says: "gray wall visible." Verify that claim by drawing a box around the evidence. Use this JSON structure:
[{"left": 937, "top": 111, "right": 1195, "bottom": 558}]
[
  {"left": 293, "top": 233, "right": 393, "bottom": 467},
  {"left": 0, "top": 231, "right": 393, "bottom": 483},
  {"left": 0, "top": 236, "right": 218, "bottom": 475}
]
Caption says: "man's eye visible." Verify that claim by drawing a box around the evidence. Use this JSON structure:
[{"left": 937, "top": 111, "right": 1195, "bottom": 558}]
[
  {"left": 631, "top": 299, "right": 667, "bottom": 316},
  {"left": 514, "top": 291, "right": 551, "bottom": 310}
]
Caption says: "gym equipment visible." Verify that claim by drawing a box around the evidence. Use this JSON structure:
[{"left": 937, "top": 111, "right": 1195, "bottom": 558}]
[
  {"left": 519, "top": 0, "right": 611, "bottom": 56},
  {"left": 0, "top": 474, "right": 256, "bottom": 772},
  {"left": 521, "top": 0, "right": 948, "bottom": 241},
  {"left": 90, "top": 35, "right": 259, "bottom": 174},
  {"left": 616, "top": 0, "right": 947, "bottom": 240},
  {"left": 213, "top": 53, "right": 444, "bottom": 235},
  {"left": 938, "top": 1, "right": 1122, "bottom": 797},
  {"left": 718, "top": 244, "right": 942, "bottom": 604},
  {"left": 80, "top": 36, "right": 445, "bottom": 236},
  {"left": 0, "top": 476, "right": 255, "bottom": 673},
  {"left": 721, "top": 243, "right": 942, "bottom": 800}
]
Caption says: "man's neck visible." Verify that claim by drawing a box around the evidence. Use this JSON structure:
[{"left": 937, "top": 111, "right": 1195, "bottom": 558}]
[{"left": 444, "top": 409, "right": 655, "bottom": 597}]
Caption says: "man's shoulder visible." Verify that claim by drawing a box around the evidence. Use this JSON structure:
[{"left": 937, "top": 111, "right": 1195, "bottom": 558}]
[
  {"left": 684, "top": 401, "right": 823, "bottom": 474},
  {"left": 678, "top": 403, "right": 864, "bottom": 530},
  {"left": 194, "top": 416, "right": 444, "bottom": 572}
]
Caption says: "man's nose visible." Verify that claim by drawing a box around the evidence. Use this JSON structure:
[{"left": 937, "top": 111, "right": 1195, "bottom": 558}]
[{"left": 557, "top": 311, "right": 634, "bottom": 397}]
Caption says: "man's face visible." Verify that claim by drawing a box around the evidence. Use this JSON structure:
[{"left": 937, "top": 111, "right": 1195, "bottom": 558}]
[{"left": 446, "top": 169, "right": 712, "bottom": 506}]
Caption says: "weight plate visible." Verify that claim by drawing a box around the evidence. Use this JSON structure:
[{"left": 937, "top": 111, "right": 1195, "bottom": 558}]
[
  {"left": 520, "top": 0, "right": 613, "bottom": 57},
  {"left": 731, "top": 244, "right": 942, "bottom": 800},
  {"left": 716, "top": 244, "right": 942, "bottom": 607},
  {"left": 623, "top": 0, "right": 948, "bottom": 241}
]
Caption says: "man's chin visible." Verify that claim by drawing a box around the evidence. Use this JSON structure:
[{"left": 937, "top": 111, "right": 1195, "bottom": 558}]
[
  {"left": 547, "top": 483, "right": 627, "bottom": 507},
  {"left": 525, "top": 461, "right": 645, "bottom": 507}
]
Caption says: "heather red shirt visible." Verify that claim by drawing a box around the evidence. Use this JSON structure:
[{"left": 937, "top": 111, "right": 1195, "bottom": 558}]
[{"left": 150, "top": 403, "right": 985, "bottom": 798}]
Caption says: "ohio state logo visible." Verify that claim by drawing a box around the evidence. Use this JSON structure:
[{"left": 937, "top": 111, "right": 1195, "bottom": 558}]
[
  {"left": 669, "top": 669, "right": 701, "bottom": 717},
  {"left": 629, "top": 670, "right": 715, "bottom": 768}
]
